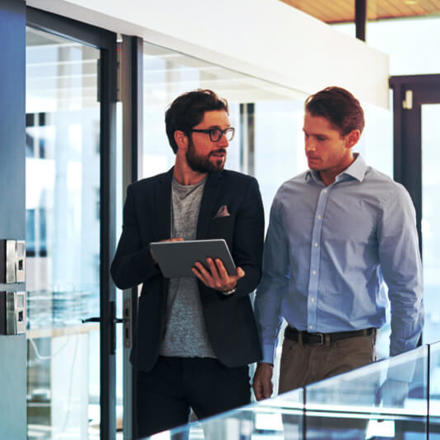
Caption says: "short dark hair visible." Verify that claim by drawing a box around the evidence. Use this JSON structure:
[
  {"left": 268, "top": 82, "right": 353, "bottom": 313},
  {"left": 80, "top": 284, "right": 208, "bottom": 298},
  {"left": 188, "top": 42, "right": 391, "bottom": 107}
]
[
  {"left": 165, "top": 89, "right": 229, "bottom": 153},
  {"left": 305, "top": 86, "right": 365, "bottom": 135}
]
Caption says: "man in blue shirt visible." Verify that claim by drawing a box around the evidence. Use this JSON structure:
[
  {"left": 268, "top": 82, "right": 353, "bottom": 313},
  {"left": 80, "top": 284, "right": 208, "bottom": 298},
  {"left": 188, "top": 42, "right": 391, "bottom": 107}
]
[{"left": 253, "top": 86, "right": 424, "bottom": 400}]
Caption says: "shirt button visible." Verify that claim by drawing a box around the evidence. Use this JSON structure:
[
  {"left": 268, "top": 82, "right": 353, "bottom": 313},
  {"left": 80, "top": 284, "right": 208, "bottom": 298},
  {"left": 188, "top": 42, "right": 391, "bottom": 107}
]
[
  {"left": 309, "top": 325, "right": 314, "bottom": 330},
  {"left": 317, "top": 215, "right": 322, "bottom": 220},
  {"left": 312, "top": 270, "right": 317, "bottom": 275},
  {"left": 314, "top": 242, "right": 318, "bottom": 247},
  {"left": 323, "top": 189, "right": 328, "bottom": 194},
  {"left": 310, "top": 298, "right": 315, "bottom": 303}
]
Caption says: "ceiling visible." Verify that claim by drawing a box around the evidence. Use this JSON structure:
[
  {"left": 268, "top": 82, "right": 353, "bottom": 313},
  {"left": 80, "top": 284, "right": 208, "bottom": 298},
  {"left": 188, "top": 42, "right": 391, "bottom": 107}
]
[{"left": 280, "top": 0, "right": 440, "bottom": 23}]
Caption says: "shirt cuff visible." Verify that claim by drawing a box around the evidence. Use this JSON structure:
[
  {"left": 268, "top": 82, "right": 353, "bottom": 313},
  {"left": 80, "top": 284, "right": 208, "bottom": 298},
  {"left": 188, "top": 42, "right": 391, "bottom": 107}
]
[{"left": 262, "top": 343, "right": 275, "bottom": 364}]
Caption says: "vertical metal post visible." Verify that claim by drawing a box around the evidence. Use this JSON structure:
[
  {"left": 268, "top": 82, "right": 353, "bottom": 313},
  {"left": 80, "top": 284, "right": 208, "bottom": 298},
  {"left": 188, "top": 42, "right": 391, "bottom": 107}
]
[
  {"left": 120, "top": 35, "right": 144, "bottom": 440},
  {"left": 100, "top": 34, "right": 118, "bottom": 440},
  {"left": 355, "top": 0, "right": 367, "bottom": 41},
  {"left": 0, "top": 1, "right": 27, "bottom": 438},
  {"left": 239, "top": 103, "right": 255, "bottom": 175}
]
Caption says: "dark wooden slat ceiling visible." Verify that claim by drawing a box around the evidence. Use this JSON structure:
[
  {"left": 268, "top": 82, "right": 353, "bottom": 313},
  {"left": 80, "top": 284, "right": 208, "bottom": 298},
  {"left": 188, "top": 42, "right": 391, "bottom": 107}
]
[{"left": 280, "top": 0, "right": 440, "bottom": 23}]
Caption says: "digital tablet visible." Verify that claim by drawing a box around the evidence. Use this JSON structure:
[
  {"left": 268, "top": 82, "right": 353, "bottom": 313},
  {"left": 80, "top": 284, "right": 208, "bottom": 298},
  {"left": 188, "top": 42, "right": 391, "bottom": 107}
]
[{"left": 150, "top": 239, "right": 236, "bottom": 279}]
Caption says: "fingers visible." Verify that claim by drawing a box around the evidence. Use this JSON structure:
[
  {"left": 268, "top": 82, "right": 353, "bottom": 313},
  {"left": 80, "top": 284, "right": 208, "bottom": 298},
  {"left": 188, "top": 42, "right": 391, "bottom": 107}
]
[
  {"left": 192, "top": 258, "right": 245, "bottom": 292},
  {"left": 236, "top": 266, "right": 245, "bottom": 279},
  {"left": 192, "top": 260, "right": 213, "bottom": 286}
]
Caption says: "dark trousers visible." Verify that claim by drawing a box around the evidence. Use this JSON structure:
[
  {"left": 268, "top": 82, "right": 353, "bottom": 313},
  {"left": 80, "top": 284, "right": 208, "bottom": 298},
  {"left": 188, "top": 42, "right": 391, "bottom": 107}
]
[{"left": 136, "top": 356, "right": 250, "bottom": 438}]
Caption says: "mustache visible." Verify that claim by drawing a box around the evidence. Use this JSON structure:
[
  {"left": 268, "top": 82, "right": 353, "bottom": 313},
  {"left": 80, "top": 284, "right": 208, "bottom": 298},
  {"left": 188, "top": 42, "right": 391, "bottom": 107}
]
[{"left": 209, "top": 149, "right": 227, "bottom": 156}]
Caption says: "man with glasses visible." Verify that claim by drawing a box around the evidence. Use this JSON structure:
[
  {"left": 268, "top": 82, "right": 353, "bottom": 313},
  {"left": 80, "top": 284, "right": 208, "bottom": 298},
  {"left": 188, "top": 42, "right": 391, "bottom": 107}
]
[
  {"left": 253, "top": 86, "right": 423, "bottom": 401},
  {"left": 111, "top": 89, "right": 264, "bottom": 438}
]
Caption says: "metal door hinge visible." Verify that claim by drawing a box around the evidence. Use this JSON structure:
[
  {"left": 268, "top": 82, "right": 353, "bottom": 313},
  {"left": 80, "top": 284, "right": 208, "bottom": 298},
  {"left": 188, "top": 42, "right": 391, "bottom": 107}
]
[{"left": 402, "top": 89, "right": 413, "bottom": 110}]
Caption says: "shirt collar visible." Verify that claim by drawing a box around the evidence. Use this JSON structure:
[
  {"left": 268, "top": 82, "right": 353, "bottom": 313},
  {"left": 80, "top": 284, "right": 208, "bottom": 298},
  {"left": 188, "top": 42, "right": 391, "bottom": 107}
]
[{"left": 305, "top": 153, "right": 367, "bottom": 184}]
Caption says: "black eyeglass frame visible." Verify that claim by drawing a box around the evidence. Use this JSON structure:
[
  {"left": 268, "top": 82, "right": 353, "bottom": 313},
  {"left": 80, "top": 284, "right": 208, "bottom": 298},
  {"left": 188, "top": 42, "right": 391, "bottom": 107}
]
[{"left": 190, "top": 127, "right": 235, "bottom": 142}]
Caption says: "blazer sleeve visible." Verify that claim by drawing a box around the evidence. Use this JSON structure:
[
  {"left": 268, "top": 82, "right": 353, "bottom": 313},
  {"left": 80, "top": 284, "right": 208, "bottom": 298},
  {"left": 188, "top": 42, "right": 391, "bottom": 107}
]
[
  {"left": 110, "top": 184, "right": 161, "bottom": 290},
  {"left": 230, "top": 177, "right": 265, "bottom": 298}
]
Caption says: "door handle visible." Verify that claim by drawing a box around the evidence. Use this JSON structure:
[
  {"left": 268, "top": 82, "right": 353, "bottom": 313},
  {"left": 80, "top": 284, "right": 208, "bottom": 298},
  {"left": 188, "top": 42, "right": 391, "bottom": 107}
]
[
  {"left": 82, "top": 317, "right": 101, "bottom": 323},
  {"left": 82, "top": 301, "right": 127, "bottom": 354},
  {"left": 82, "top": 317, "right": 125, "bottom": 324}
]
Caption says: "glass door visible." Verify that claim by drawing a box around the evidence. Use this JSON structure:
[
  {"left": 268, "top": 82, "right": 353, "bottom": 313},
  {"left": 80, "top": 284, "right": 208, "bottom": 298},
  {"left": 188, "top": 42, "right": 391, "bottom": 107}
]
[
  {"left": 390, "top": 75, "right": 440, "bottom": 348},
  {"left": 26, "top": 9, "right": 117, "bottom": 440},
  {"left": 421, "top": 103, "right": 440, "bottom": 344}
]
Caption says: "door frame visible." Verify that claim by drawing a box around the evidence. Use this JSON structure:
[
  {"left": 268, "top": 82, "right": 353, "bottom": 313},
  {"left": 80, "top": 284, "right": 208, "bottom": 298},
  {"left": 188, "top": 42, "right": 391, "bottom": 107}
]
[
  {"left": 26, "top": 7, "right": 118, "bottom": 439},
  {"left": 390, "top": 74, "right": 440, "bottom": 254}
]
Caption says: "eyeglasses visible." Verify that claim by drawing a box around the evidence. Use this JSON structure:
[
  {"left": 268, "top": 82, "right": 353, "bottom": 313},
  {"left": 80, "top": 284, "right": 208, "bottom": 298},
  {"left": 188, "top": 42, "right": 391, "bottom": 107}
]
[{"left": 190, "top": 127, "right": 235, "bottom": 142}]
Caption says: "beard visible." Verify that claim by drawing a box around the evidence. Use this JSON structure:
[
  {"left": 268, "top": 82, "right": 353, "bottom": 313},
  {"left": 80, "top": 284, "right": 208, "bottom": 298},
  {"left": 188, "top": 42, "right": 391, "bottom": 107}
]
[{"left": 186, "top": 140, "right": 226, "bottom": 173}]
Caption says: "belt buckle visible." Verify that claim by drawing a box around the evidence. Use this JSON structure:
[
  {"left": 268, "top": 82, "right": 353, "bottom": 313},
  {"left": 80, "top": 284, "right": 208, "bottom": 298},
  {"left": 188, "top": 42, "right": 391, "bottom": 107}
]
[{"left": 312, "top": 332, "right": 325, "bottom": 345}]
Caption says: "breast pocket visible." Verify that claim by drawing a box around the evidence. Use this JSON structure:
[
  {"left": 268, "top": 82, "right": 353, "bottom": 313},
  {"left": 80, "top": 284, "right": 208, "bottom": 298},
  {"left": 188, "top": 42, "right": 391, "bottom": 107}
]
[{"left": 209, "top": 216, "right": 234, "bottom": 240}]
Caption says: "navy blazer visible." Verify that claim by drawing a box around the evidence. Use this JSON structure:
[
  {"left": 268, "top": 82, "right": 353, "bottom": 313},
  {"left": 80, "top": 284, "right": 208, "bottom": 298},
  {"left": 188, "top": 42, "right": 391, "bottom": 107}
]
[{"left": 111, "top": 168, "right": 264, "bottom": 372}]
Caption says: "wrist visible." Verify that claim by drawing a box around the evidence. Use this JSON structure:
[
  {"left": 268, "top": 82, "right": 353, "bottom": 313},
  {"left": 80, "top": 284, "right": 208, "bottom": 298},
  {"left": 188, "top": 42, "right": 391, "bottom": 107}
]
[
  {"left": 222, "top": 286, "right": 236, "bottom": 295},
  {"left": 259, "top": 362, "right": 274, "bottom": 368}
]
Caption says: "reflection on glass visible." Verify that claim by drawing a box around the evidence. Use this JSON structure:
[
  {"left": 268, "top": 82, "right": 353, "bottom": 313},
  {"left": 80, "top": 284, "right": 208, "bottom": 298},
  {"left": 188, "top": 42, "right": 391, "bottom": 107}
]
[
  {"left": 305, "top": 346, "right": 427, "bottom": 439},
  {"left": 151, "top": 346, "right": 429, "bottom": 439},
  {"left": 429, "top": 342, "right": 440, "bottom": 434},
  {"left": 149, "top": 389, "right": 303, "bottom": 440},
  {"left": 26, "top": 27, "right": 101, "bottom": 439}
]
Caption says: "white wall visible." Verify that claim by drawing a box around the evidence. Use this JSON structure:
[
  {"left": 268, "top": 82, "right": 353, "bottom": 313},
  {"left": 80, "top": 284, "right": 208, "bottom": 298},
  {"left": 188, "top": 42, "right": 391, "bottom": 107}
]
[{"left": 28, "top": 0, "right": 389, "bottom": 108}]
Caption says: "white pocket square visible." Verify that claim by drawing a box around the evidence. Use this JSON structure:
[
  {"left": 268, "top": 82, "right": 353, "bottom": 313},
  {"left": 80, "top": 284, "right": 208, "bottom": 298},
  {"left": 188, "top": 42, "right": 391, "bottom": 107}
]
[{"left": 213, "top": 205, "right": 230, "bottom": 218}]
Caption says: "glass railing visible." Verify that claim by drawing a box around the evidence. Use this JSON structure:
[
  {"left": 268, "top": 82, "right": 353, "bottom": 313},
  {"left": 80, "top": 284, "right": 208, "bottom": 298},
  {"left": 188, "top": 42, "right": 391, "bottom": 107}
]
[{"left": 143, "top": 342, "right": 440, "bottom": 439}]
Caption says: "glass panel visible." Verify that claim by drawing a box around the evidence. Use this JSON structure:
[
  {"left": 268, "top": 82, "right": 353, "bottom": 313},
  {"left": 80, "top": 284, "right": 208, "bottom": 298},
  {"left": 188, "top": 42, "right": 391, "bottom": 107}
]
[
  {"left": 429, "top": 341, "right": 440, "bottom": 436},
  {"left": 254, "top": 99, "right": 306, "bottom": 218},
  {"left": 422, "top": 103, "right": 440, "bottom": 346},
  {"left": 26, "top": 27, "right": 101, "bottom": 439},
  {"left": 142, "top": 41, "right": 302, "bottom": 179},
  {"left": 304, "top": 346, "right": 428, "bottom": 439},
  {"left": 148, "top": 389, "right": 303, "bottom": 440},
  {"left": 146, "top": 346, "right": 429, "bottom": 439}
]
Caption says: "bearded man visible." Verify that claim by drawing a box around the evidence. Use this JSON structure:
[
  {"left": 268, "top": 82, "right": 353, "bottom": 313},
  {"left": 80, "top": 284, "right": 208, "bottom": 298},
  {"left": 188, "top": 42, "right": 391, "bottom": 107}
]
[{"left": 111, "top": 89, "right": 264, "bottom": 438}]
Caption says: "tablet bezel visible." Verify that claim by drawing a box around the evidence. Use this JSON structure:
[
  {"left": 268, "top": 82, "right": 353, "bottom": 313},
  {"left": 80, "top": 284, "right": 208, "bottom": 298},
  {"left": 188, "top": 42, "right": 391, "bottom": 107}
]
[{"left": 150, "top": 239, "right": 236, "bottom": 278}]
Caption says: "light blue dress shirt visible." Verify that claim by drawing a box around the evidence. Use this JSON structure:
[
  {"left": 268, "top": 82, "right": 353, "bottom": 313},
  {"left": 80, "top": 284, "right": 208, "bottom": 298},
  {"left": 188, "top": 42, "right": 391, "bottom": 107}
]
[{"left": 255, "top": 154, "right": 424, "bottom": 364}]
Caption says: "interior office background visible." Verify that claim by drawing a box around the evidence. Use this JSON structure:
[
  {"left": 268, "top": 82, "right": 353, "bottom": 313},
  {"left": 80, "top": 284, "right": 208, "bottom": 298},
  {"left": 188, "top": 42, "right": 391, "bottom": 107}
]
[{"left": 2, "top": 0, "right": 440, "bottom": 438}]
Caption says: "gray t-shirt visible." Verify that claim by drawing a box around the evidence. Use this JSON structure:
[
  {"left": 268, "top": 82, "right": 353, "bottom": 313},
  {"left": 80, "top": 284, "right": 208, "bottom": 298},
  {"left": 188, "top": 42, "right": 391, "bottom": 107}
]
[{"left": 159, "top": 177, "right": 216, "bottom": 358}]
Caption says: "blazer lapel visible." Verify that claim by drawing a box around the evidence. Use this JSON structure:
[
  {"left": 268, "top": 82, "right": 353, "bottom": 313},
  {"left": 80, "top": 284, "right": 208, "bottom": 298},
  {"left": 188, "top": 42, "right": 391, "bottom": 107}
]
[
  {"left": 154, "top": 168, "right": 173, "bottom": 240},
  {"left": 197, "top": 171, "right": 223, "bottom": 239}
]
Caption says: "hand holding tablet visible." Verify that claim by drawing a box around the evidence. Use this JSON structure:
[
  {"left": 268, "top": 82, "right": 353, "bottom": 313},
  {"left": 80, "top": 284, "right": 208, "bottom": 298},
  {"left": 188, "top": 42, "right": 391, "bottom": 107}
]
[
  {"left": 150, "top": 239, "right": 237, "bottom": 278},
  {"left": 192, "top": 257, "right": 244, "bottom": 294}
]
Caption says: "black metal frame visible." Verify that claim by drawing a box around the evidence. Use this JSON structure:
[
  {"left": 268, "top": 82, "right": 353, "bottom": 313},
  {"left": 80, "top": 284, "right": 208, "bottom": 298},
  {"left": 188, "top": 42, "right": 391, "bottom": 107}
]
[
  {"left": 355, "top": 0, "right": 367, "bottom": 41},
  {"left": 120, "top": 35, "right": 144, "bottom": 439},
  {"left": 26, "top": 7, "right": 118, "bottom": 440}
]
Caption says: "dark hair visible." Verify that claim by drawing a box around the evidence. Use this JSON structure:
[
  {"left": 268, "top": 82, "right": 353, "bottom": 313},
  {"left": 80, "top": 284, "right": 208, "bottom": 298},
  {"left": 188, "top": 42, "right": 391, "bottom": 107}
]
[
  {"left": 165, "top": 89, "right": 229, "bottom": 153},
  {"left": 305, "top": 86, "right": 365, "bottom": 135}
]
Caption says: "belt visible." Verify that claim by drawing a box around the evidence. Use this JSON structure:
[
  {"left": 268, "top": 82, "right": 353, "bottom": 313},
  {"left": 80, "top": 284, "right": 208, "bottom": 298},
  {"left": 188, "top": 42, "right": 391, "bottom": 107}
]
[{"left": 284, "top": 326, "right": 376, "bottom": 346}]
